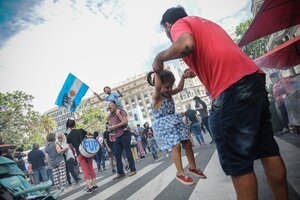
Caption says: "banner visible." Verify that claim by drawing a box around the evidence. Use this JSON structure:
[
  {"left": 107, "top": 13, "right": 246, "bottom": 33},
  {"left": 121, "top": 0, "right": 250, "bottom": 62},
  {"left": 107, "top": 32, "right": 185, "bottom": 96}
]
[{"left": 55, "top": 73, "right": 89, "bottom": 112}]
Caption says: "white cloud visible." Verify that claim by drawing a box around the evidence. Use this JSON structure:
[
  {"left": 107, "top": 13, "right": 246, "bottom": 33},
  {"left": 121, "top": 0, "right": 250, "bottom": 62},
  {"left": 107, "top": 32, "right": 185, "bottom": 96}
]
[{"left": 0, "top": 0, "right": 252, "bottom": 113}]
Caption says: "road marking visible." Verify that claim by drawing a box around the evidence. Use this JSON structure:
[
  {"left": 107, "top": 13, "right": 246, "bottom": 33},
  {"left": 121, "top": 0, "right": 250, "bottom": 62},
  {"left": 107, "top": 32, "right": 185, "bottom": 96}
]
[
  {"left": 63, "top": 174, "right": 111, "bottom": 200},
  {"left": 189, "top": 150, "right": 235, "bottom": 200},
  {"left": 89, "top": 161, "right": 163, "bottom": 200},
  {"left": 127, "top": 153, "right": 198, "bottom": 200}
]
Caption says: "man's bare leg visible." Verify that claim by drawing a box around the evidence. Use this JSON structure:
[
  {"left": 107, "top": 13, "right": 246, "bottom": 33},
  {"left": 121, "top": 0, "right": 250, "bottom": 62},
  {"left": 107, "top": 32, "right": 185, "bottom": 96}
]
[
  {"left": 261, "top": 156, "right": 288, "bottom": 200},
  {"left": 231, "top": 171, "right": 258, "bottom": 200}
]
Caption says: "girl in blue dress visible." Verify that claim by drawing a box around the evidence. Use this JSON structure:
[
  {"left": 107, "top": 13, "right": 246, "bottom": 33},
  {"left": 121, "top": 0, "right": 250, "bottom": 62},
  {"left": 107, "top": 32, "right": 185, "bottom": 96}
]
[{"left": 147, "top": 69, "right": 206, "bottom": 185}]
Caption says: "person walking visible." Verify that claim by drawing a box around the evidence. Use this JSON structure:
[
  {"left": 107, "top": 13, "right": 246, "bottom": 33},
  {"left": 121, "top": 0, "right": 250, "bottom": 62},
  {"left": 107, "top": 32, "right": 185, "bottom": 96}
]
[
  {"left": 27, "top": 143, "right": 49, "bottom": 185},
  {"left": 147, "top": 69, "right": 206, "bottom": 185},
  {"left": 147, "top": 133, "right": 158, "bottom": 159},
  {"left": 93, "top": 131, "right": 107, "bottom": 172},
  {"left": 107, "top": 101, "right": 136, "bottom": 179},
  {"left": 66, "top": 119, "right": 98, "bottom": 194},
  {"left": 153, "top": 6, "right": 288, "bottom": 199},
  {"left": 130, "top": 132, "right": 139, "bottom": 162},
  {"left": 193, "top": 96, "right": 214, "bottom": 143},
  {"left": 142, "top": 122, "right": 152, "bottom": 154},
  {"left": 134, "top": 124, "right": 146, "bottom": 159},
  {"left": 184, "top": 104, "right": 206, "bottom": 146}
]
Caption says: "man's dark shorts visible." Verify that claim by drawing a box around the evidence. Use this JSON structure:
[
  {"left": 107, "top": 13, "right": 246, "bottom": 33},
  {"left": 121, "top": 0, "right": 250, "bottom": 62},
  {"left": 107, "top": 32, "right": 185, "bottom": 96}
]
[{"left": 209, "top": 73, "right": 280, "bottom": 176}]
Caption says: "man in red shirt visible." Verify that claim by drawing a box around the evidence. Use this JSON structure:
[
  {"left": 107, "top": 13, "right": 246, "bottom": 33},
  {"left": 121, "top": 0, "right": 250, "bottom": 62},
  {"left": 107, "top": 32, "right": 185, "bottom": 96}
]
[{"left": 153, "top": 6, "right": 288, "bottom": 200}]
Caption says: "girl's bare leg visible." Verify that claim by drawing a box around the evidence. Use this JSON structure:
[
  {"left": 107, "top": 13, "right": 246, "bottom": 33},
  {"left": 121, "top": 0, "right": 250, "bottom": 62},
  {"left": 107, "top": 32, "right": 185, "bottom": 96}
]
[{"left": 172, "top": 144, "right": 184, "bottom": 174}]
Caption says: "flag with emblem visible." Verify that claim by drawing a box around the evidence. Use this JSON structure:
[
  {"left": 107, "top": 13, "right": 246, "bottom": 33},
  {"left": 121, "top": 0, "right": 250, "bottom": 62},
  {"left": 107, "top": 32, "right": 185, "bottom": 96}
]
[{"left": 55, "top": 73, "right": 89, "bottom": 112}]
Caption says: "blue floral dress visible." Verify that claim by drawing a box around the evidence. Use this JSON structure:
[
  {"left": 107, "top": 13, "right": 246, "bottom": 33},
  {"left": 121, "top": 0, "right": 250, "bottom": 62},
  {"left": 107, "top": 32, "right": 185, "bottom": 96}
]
[{"left": 152, "top": 97, "right": 189, "bottom": 150}]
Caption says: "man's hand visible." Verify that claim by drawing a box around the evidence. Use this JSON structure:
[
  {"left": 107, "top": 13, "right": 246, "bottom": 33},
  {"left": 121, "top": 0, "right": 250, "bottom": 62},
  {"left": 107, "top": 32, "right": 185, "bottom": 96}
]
[{"left": 152, "top": 53, "right": 165, "bottom": 73}]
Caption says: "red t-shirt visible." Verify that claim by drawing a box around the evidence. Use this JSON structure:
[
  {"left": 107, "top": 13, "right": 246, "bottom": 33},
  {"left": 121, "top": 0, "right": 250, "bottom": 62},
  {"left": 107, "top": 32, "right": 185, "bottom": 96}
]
[{"left": 171, "top": 16, "right": 264, "bottom": 100}]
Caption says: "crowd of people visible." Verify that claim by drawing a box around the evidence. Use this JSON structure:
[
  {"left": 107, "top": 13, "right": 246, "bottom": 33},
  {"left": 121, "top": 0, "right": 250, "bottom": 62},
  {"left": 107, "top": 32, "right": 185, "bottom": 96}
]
[{"left": 1, "top": 5, "right": 292, "bottom": 200}]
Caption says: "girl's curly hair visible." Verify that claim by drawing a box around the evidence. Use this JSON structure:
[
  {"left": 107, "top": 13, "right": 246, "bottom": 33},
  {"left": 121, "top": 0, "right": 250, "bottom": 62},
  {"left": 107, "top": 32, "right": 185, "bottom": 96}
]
[{"left": 147, "top": 70, "right": 175, "bottom": 87}]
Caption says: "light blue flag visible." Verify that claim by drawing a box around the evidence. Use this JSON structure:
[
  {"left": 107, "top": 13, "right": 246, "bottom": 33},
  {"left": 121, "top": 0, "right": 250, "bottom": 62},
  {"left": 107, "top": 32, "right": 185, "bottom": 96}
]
[{"left": 55, "top": 73, "right": 89, "bottom": 112}]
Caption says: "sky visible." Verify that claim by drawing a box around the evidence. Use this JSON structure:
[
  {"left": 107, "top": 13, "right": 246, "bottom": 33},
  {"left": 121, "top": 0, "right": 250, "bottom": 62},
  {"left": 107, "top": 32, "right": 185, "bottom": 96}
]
[{"left": 0, "top": 0, "right": 253, "bottom": 114}]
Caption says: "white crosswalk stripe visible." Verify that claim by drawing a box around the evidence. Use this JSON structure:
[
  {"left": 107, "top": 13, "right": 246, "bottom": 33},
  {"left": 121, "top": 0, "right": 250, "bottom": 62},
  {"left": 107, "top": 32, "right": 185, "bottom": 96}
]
[
  {"left": 63, "top": 175, "right": 108, "bottom": 200},
  {"left": 127, "top": 153, "right": 198, "bottom": 200},
  {"left": 89, "top": 161, "right": 163, "bottom": 200},
  {"left": 189, "top": 151, "right": 235, "bottom": 200}
]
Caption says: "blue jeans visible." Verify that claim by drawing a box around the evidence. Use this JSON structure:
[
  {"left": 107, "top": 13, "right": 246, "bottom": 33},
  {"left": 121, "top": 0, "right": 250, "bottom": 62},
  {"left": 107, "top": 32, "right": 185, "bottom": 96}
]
[
  {"left": 114, "top": 131, "right": 136, "bottom": 174},
  {"left": 190, "top": 122, "right": 205, "bottom": 145},
  {"left": 209, "top": 73, "right": 280, "bottom": 176},
  {"left": 33, "top": 166, "right": 48, "bottom": 184},
  {"left": 95, "top": 150, "right": 106, "bottom": 170}
]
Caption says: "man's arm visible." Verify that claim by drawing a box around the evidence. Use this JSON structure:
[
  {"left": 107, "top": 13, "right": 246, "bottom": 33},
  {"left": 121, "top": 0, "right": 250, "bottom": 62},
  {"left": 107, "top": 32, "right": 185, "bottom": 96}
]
[
  {"left": 152, "top": 33, "right": 194, "bottom": 73},
  {"left": 103, "top": 138, "right": 110, "bottom": 151},
  {"left": 93, "top": 92, "right": 105, "bottom": 101}
]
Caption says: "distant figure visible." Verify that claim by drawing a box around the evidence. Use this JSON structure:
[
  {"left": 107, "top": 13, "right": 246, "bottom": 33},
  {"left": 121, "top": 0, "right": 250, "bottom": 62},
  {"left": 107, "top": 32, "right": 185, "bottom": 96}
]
[
  {"left": 94, "top": 86, "right": 123, "bottom": 108},
  {"left": 13, "top": 147, "right": 27, "bottom": 174},
  {"left": 270, "top": 72, "right": 290, "bottom": 134},
  {"left": 184, "top": 104, "right": 206, "bottom": 146},
  {"left": 134, "top": 124, "right": 146, "bottom": 159},
  {"left": 147, "top": 133, "right": 158, "bottom": 159},
  {"left": 193, "top": 96, "right": 214, "bottom": 143},
  {"left": 28, "top": 143, "right": 49, "bottom": 185},
  {"left": 143, "top": 122, "right": 152, "bottom": 153},
  {"left": 103, "top": 122, "right": 116, "bottom": 173},
  {"left": 94, "top": 131, "right": 106, "bottom": 172}
]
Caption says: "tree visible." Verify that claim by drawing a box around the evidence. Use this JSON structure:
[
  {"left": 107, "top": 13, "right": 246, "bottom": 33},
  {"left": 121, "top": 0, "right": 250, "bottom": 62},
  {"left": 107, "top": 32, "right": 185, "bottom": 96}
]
[
  {"left": 0, "top": 91, "right": 58, "bottom": 150},
  {"left": 40, "top": 114, "right": 56, "bottom": 134},
  {"left": 234, "top": 18, "right": 268, "bottom": 59},
  {"left": 0, "top": 91, "right": 40, "bottom": 147},
  {"left": 78, "top": 107, "right": 106, "bottom": 135}
]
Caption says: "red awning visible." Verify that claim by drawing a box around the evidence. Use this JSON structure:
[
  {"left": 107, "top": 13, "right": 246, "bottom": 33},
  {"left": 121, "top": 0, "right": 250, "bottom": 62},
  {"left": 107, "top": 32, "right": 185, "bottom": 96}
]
[
  {"left": 238, "top": 0, "right": 300, "bottom": 47},
  {"left": 254, "top": 34, "right": 300, "bottom": 69}
]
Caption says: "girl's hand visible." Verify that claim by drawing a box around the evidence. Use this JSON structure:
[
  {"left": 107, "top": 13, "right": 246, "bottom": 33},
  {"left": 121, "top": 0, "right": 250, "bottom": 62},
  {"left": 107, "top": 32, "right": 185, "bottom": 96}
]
[{"left": 183, "top": 68, "right": 196, "bottom": 78}]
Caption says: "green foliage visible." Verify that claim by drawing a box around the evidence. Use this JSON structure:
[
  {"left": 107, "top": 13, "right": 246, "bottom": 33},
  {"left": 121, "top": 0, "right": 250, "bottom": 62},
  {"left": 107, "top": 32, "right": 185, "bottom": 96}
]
[
  {"left": 78, "top": 107, "right": 106, "bottom": 134},
  {"left": 40, "top": 114, "right": 57, "bottom": 134},
  {"left": 234, "top": 18, "right": 268, "bottom": 59},
  {"left": 0, "top": 91, "right": 57, "bottom": 150}
]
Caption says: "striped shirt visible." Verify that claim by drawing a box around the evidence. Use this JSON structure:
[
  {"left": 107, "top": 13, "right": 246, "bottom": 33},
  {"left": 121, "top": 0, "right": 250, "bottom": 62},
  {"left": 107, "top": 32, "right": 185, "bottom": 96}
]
[{"left": 108, "top": 109, "right": 128, "bottom": 138}]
